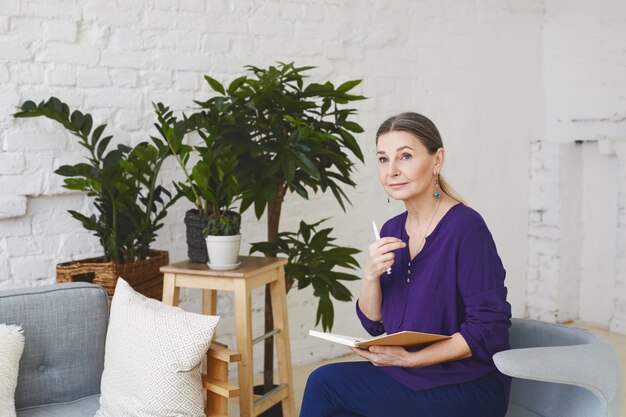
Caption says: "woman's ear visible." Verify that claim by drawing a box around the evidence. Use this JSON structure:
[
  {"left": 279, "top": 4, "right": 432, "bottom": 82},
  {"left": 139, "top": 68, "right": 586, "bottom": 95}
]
[{"left": 433, "top": 148, "right": 445, "bottom": 173}]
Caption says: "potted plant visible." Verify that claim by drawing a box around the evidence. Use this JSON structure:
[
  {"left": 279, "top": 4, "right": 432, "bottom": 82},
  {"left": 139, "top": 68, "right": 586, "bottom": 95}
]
[
  {"left": 153, "top": 103, "right": 243, "bottom": 267},
  {"left": 14, "top": 97, "right": 179, "bottom": 302},
  {"left": 197, "top": 142, "right": 242, "bottom": 270},
  {"left": 193, "top": 62, "right": 366, "bottom": 406}
]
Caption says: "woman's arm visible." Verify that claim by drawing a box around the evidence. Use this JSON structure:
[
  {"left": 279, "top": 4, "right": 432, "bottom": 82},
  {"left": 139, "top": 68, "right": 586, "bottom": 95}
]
[
  {"left": 350, "top": 332, "right": 471, "bottom": 368},
  {"left": 358, "top": 237, "right": 405, "bottom": 322}
]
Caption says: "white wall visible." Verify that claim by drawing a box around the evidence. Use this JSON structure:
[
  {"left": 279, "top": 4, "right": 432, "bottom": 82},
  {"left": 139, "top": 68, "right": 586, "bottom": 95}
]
[
  {"left": 580, "top": 141, "right": 617, "bottom": 326},
  {"left": 526, "top": 0, "right": 626, "bottom": 333},
  {"left": 543, "top": 0, "right": 626, "bottom": 142},
  {"left": 0, "top": 0, "right": 543, "bottom": 368}
]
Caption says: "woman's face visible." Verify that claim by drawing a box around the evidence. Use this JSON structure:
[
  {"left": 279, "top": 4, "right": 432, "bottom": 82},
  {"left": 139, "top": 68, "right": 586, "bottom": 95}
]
[{"left": 376, "top": 130, "right": 441, "bottom": 202}]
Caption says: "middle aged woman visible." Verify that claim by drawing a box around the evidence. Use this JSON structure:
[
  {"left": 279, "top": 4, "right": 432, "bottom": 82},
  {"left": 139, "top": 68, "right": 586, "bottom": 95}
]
[{"left": 299, "top": 112, "right": 512, "bottom": 417}]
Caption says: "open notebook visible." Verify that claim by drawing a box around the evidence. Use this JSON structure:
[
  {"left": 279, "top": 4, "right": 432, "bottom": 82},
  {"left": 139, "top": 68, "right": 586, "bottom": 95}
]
[{"left": 309, "top": 330, "right": 450, "bottom": 349}]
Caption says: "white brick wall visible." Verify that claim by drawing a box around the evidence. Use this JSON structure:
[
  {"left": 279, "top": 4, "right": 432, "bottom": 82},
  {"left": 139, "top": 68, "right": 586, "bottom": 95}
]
[
  {"left": 1, "top": 0, "right": 547, "bottom": 368},
  {"left": 528, "top": 139, "right": 626, "bottom": 335},
  {"left": 527, "top": 0, "right": 626, "bottom": 334}
]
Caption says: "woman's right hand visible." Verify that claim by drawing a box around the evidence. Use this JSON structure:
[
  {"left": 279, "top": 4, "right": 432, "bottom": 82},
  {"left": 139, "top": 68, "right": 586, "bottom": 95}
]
[{"left": 363, "top": 237, "right": 406, "bottom": 281}]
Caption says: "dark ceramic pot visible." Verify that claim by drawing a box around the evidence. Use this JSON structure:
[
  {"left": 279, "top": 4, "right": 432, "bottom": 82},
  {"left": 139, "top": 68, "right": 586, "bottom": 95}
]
[{"left": 184, "top": 209, "right": 209, "bottom": 263}]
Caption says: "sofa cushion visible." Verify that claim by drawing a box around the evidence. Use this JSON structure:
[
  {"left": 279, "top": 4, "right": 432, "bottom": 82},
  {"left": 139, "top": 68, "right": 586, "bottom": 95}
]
[
  {"left": 0, "top": 282, "right": 108, "bottom": 409},
  {"left": 95, "top": 278, "right": 219, "bottom": 417},
  {"left": 16, "top": 394, "right": 100, "bottom": 417},
  {"left": 0, "top": 324, "right": 25, "bottom": 417}
]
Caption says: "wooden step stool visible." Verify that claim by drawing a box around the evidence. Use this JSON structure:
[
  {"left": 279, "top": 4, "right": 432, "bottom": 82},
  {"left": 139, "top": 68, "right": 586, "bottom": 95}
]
[{"left": 161, "top": 256, "right": 295, "bottom": 417}]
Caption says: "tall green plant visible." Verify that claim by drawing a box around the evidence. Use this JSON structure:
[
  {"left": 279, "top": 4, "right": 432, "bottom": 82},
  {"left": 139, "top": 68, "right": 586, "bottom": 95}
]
[
  {"left": 197, "top": 63, "right": 365, "bottom": 237},
  {"left": 14, "top": 97, "right": 179, "bottom": 263},
  {"left": 193, "top": 62, "right": 366, "bottom": 391}
]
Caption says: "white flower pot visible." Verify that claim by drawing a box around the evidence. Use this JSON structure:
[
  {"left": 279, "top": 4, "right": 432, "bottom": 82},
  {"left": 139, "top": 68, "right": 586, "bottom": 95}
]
[{"left": 205, "top": 234, "right": 241, "bottom": 270}]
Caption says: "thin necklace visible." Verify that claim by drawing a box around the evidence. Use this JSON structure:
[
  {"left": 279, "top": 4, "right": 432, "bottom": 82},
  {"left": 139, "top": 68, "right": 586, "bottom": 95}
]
[{"left": 406, "top": 194, "right": 444, "bottom": 283}]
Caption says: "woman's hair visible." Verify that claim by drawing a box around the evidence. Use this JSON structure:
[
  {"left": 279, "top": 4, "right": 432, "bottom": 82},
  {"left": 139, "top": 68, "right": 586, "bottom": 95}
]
[{"left": 376, "top": 112, "right": 464, "bottom": 203}]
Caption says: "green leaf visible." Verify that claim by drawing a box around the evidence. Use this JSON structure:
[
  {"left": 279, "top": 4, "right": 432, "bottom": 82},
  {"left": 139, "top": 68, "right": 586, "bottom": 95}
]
[
  {"left": 49, "top": 97, "right": 62, "bottom": 112},
  {"left": 70, "top": 110, "right": 84, "bottom": 130},
  {"left": 290, "top": 182, "right": 309, "bottom": 199},
  {"left": 97, "top": 136, "right": 113, "bottom": 159},
  {"left": 282, "top": 154, "right": 296, "bottom": 182},
  {"left": 254, "top": 194, "right": 266, "bottom": 220},
  {"left": 54, "top": 165, "right": 78, "bottom": 177},
  {"left": 21, "top": 101, "right": 37, "bottom": 112},
  {"left": 91, "top": 124, "right": 107, "bottom": 144},
  {"left": 293, "top": 151, "right": 320, "bottom": 179},
  {"left": 204, "top": 75, "right": 226, "bottom": 95},
  {"left": 336, "top": 79, "right": 362, "bottom": 93},
  {"left": 332, "top": 272, "right": 361, "bottom": 281},
  {"left": 330, "top": 281, "right": 352, "bottom": 301},
  {"left": 341, "top": 121, "right": 364, "bottom": 133},
  {"left": 316, "top": 294, "right": 334, "bottom": 331},
  {"left": 81, "top": 114, "right": 93, "bottom": 137},
  {"left": 310, "top": 228, "right": 333, "bottom": 250},
  {"left": 299, "top": 220, "right": 311, "bottom": 242},
  {"left": 228, "top": 75, "right": 247, "bottom": 94},
  {"left": 338, "top": 130, "right": 364, "bottom": 162}
]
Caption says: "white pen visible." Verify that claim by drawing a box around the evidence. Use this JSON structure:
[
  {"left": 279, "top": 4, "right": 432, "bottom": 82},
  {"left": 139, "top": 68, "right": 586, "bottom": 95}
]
[{"left": 372, "top": 220, "right": 392, "bottom": 275}]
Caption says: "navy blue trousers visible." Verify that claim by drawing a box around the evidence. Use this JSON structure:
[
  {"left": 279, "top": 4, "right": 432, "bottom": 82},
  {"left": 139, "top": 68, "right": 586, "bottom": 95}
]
[{"left": 299, "top": 362, "right": 506, "bottom": 417}]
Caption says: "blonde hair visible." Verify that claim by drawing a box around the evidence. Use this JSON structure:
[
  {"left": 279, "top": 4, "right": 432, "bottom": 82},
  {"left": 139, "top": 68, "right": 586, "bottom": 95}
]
[
  {"left": 438, "top": 175, "right": 464, "bottom": 204},
  {"left": 376, "top": 112, "right": 465, "bottom": 204}
]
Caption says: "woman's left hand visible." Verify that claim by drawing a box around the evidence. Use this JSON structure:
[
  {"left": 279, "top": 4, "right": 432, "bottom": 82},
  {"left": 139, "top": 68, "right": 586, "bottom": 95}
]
[{"left": 349, "top": 345, "right": 417, "bottom": 368}]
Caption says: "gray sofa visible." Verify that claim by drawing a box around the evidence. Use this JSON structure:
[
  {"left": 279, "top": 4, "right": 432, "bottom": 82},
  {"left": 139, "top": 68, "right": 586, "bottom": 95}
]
[{"left": 0, "top": 282, "right": 107, "bottom": 417}]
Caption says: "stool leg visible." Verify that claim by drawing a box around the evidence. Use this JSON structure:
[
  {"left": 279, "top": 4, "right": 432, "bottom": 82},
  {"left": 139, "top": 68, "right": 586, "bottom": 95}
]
[
  {"left": 234, "top": 279, "right": 254, "bottom": 417},
  {"left": 202, "top": 289, "right": 217, "bottom": 316},
  {"left": 269, "top": 268, "right": 295, "bottom": 417},
  {"left": 201, "top": 288, "right": 219, "bottom": 406},
  {"left": 162, "top": 272, "right": 179, "bottom": 306}
]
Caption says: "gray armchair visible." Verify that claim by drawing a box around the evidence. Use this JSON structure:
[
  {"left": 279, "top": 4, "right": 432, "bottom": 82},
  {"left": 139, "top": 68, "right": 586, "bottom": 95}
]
[{"left": 493, "top": 318, "right": 623, "bottom": 417}]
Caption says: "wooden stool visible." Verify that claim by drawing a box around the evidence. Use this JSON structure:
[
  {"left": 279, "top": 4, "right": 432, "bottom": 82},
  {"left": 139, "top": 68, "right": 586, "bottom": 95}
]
[{"left": 161, "top": 256, "right": 295, "bottom": 417}]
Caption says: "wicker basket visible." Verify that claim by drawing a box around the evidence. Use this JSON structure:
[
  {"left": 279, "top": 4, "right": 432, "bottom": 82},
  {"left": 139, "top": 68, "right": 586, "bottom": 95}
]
[
  {"left": 184, "top": 209, "right": 209, "bottom": 263},
  {"left": 56, "top": 250, "right": 169, "bottom": 304}
]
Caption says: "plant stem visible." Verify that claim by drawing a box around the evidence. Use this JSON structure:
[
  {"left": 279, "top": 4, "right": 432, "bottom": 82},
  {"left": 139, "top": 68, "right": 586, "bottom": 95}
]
[
  {"left": 111, "top": 193, "right": 119, "bottom": 263},
  {"left": 263, "top": 181, "right": 287, "bottom": 392},
  {"left": 162, "top": 127, "right": 203, "bottom": 213},
  {"left": 145, "top": 158, "right": 161, "bottom": 225}
]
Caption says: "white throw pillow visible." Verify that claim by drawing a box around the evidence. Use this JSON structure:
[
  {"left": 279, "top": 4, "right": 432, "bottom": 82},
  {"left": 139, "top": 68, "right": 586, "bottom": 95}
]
[
  {"left": 95, "top": 278, "right": 219, "bottom": 417},
  {"left": 0, "top": 324, "right": 25, "bottom": 417}
]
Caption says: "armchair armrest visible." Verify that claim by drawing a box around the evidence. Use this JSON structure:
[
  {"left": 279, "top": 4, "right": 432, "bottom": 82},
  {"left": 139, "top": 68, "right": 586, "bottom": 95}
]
[
  {"left": 203, "top": 342, "right": 241, "bottom": 417},
  {"left": 493, "top": 342, "right": 620, "bottom": 407}
]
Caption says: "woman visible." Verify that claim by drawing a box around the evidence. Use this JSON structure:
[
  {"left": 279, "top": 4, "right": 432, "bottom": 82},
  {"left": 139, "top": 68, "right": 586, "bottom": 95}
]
[{"left": 300, "top": 112, "right": 511, "bottom": 417}]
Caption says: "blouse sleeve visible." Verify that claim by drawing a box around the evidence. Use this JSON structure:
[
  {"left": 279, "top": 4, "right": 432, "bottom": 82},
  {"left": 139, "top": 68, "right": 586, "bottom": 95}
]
[
  {"left": 356, "top": 299, "right": 385, "bottom": 336},
  {"left": 457, "top": 220, "right": 512, "bottom": 364}
]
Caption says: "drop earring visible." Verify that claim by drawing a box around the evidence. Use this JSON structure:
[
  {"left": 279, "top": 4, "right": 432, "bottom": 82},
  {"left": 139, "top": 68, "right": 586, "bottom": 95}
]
[{"left": 434, "top": 175, "right": 441, "bottom": 199}]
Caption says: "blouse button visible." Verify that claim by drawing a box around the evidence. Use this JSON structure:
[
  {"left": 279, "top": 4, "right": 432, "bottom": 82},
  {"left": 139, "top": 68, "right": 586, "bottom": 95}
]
[{"left": 406, "top": 278, "right": 410, "bottom": 283}]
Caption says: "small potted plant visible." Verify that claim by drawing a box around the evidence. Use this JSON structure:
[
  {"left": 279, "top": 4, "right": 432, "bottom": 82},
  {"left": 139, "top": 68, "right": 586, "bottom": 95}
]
[
  {"left": 154, "top": 104, "right": 243, "bottom": 267},
  {"left": 14, "top": 98, "right": 179, "bottom": 302},
  {"left": 200, "top": 145, "right": 242, "bottom": 270}
]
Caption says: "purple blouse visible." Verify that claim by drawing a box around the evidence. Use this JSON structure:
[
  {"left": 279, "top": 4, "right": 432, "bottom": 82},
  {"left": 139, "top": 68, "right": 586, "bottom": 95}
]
[{"left": 356, "top": 203, "right": 511, "bottom": 399}]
